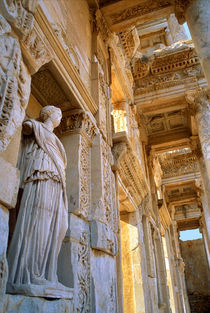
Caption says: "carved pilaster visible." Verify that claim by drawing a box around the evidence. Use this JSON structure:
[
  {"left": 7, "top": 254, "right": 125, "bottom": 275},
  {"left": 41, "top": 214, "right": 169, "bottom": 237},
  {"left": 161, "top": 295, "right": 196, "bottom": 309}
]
[{"left": 60, "top": 110, "right": 98, "bottom": 219}]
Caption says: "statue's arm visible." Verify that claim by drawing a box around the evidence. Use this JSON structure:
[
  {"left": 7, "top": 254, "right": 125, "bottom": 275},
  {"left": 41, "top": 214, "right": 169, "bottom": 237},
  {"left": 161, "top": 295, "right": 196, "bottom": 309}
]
[{"left": 22, "top": 120, "right": 33, "bottom": 135}]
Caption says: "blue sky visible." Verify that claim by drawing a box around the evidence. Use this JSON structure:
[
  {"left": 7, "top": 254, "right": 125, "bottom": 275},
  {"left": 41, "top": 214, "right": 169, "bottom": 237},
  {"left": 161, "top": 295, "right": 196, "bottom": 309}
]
[
  {"left": 180, "top": 228, "right": 202, "bottom": 241},
  {"left": 183, "top": 22, "right": 191, "bottom": 39}
]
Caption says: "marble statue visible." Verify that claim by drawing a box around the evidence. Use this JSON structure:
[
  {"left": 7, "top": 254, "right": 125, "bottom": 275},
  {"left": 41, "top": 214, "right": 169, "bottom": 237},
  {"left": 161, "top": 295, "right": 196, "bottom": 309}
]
[{"left": 7, "top": 106, "right": 73, "bottom": 299}]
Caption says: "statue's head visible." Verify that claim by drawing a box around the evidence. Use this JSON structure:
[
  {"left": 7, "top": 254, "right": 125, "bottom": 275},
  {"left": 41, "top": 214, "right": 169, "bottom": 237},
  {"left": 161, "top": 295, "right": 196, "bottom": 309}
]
[{"left": 40, "top": 105, "right": 62, "bottom": 128}]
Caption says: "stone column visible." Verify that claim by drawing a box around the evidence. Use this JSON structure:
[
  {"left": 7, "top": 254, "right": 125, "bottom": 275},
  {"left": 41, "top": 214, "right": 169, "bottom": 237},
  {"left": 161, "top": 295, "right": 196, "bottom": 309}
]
[
  {"left": 113, "top": 171, "right": 125, "bottom": 313},
  {"left": 172, "top": 222, "right": 191, "bottom": 313},
  {"left": 174, "top": 0, "right": 210, "bottom": 87},
  {"left": 146, "top": 150, "right": 172, "bottom": 313},
  {"left": 186, "top": 89, "right": 210, "bottom": 241},
  {"left": 199, "top": 213, "right": 210, "bottom": 267},
  {"left": 165, "top": 228, "right": 182, "bottom": 313},
  {"left": 153, "top": 229, "right": 171, "bottom": 313}
]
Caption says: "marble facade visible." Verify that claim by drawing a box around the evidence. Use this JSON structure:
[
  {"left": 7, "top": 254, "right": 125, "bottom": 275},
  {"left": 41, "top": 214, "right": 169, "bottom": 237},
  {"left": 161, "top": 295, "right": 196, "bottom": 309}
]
[{"left": 0, "top": 1, "right": 209, "bottom": 312}]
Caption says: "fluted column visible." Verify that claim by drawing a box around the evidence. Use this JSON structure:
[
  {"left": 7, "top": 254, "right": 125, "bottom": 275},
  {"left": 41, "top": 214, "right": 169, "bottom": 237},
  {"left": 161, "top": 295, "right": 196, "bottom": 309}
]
[{"left": 174, "top": 0, "right": 210, "bottom": 87}]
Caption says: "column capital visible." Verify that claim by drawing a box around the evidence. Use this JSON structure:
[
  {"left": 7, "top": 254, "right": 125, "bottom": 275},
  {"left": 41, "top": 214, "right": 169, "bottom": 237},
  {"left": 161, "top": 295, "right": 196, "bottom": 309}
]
[
  {"left": 59, "top": 109, "right": 98, "bottom": 142},
  {"left": 185, "top": 88, "right": 210, "bottom": 115},
  {"left": 172, "top": 0, "right": 195, "bottom": 24},
  {"left": 189, "top": 136, "right": 203, "bottom": 159}
]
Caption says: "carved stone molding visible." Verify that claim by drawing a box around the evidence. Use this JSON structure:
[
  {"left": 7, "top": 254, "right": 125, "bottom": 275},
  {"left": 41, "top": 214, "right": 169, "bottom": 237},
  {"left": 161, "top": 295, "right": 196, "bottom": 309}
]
[
  {"left": 52, "top": 23, "right": 80, "bottom": 73},
  {"left": 96, "top": 10, "right": 111, "bottom": 43},
  {"left": 60, "top": 110, "right": 98, "bottom": 143},
  {"left": 112, "top": 141, "right": 128, "bottom": 171},
  {"left": 113, "top": 138, "right": 149, "bottom": 207},
  {"left": 118, "top": 27, "right": 140, "bottom": 61}
]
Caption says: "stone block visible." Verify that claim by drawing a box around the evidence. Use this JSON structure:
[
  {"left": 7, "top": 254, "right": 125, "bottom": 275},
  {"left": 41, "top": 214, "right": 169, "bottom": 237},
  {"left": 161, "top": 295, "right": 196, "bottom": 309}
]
[
  {"left": 90, "top": 220, "right": 118, "bottom": 256},
  {"left": 0, "top": 157, "right": 19, "bottom": 209},
  {"left": 66, "top": 213, "right": 89, "bottom": 242},
  {"left": 0, "top": 295, "right": 74, "bottom": 313}
]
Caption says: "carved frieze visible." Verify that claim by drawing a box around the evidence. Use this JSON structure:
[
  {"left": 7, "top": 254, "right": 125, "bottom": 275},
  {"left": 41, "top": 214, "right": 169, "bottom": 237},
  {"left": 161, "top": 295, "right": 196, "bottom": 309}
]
[
  {"left": 110, "top": 0, "right": 171, "bottom": 25},
  {"left": 159, "top": 152, "right": 199, "bottom": 178},
  {"left": 21, "top": 23, "right": 52, "bottom": 72},
  {"left": 0, "top": 14, "right": 31, "bottom": 151},
  {"left": 0, "top": 0, "right": 35, "bottom": 38}
]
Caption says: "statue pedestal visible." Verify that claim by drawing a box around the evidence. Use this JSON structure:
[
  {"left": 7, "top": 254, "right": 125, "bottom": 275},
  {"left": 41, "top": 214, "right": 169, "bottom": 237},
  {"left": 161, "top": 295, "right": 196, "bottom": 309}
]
[{"left": 7, "top": 282, "right": 74, "bottom": 299}]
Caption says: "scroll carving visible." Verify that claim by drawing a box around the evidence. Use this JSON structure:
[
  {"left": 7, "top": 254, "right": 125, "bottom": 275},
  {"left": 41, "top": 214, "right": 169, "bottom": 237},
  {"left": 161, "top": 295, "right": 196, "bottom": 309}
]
[
  {"left": 102, "top": 139, "right": 114, "bottom": 225},
  {"left": 80, "top": 137, "right": 90, "bottom": 219},
  {"left": 76, "top": 232, "right": 90, "bottom": 313}
]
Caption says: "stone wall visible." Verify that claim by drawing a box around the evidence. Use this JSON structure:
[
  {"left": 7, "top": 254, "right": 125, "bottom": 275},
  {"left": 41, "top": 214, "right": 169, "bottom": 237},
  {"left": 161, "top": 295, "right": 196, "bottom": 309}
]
[{"left": 180, "top": 239, "right": 210, "bottom": 313}]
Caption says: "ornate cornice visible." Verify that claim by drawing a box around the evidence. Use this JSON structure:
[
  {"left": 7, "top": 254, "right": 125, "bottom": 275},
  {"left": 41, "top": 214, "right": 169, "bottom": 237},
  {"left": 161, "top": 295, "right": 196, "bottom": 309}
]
[{"left": 133, "top": 42, "right": 202, "bottom": 95}]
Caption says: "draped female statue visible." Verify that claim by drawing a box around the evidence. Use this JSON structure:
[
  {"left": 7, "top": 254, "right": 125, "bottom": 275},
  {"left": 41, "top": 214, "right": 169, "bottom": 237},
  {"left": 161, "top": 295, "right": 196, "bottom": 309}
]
[{"left": 7, "top": 106, "right": 72, "bottom": 298}]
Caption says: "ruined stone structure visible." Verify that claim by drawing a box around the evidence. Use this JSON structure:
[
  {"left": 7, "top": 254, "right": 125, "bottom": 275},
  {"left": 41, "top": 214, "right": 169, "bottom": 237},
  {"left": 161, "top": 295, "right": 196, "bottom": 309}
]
[{"left": 0, "top": 1, "right": 209, "bottom": 312}]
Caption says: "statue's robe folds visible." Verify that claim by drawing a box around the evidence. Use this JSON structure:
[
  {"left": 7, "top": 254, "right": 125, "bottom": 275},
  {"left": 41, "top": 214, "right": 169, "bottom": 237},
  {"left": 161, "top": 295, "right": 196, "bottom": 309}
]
[{"left": 7, "top": 120, "right": 71, "bottom": 297}]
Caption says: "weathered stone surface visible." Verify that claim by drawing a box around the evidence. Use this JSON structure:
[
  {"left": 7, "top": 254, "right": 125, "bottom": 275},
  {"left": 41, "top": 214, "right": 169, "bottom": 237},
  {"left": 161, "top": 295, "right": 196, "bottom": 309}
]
[
  {"left": 90, "top": 220, "right": 118, "bottom": 256},
  {"left": 0, "top": 206, "right": 9, "bottom": 298},
  {"left": 0, "top": 157, "right": 19, "bottom": 209},
  {"left": 0, "top": 294, "right": 74, "bottom": 313}
]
